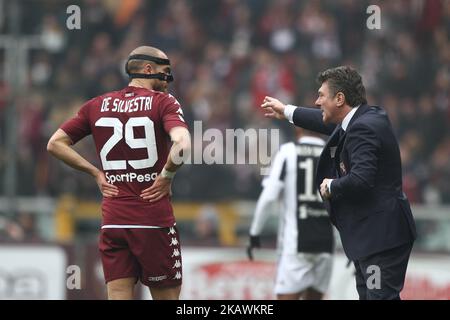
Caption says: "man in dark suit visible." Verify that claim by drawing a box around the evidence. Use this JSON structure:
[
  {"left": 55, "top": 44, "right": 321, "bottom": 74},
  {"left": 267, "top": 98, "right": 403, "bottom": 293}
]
[{"left": 261, "top": 66, "right": 417, "bottom": 300}]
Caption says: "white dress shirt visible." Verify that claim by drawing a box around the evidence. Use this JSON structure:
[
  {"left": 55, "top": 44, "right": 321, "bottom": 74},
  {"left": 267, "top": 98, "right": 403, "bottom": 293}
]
[
  {"left": 283, "top": 103, "right": 360, "bottom": 195},
  {"left": 327, "top": 105, "right": 360, "bottom": 193}
]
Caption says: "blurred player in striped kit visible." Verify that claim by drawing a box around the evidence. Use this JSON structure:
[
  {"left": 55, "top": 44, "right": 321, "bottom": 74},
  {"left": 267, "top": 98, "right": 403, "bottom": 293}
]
[{"left": 248, "top": 127, "right": 335, "bottom": 300}]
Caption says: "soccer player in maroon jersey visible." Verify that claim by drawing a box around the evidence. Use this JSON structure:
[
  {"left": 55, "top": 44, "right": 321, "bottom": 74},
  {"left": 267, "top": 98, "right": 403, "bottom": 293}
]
[{"left": 47, "top": 46, "right": 191, "bottom": 300}]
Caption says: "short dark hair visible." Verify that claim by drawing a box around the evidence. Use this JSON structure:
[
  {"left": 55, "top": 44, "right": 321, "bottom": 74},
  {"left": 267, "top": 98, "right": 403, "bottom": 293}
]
[
  {"left": 317, "top": 66, "right": 367, "bottom": 107},
  {"left": 126, "top": 59, "right": 147, "bottom": 73}
]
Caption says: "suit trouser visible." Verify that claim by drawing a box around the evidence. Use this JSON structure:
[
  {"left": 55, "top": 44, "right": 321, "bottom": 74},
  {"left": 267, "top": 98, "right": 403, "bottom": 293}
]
[{"left": 353, "top": 242, "right": 413, "bottom": 300}]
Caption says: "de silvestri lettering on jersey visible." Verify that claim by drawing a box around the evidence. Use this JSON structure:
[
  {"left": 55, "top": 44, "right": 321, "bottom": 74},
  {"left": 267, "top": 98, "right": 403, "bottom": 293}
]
[{"left": 60, "top": 86, "right": 188, "bottom": 227}]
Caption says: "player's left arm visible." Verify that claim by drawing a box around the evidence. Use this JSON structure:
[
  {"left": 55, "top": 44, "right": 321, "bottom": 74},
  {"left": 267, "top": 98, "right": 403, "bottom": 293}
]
[
  {"left": 47, "top": 129, "right": 118, "bottom": 198},
  {"left": 140, "top": 126, "right": 191, "bottom": 202}
]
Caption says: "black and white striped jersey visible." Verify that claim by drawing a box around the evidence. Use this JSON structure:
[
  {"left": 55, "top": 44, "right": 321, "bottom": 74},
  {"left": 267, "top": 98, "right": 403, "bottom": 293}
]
[{"left": 250, "top": 136, "right": 334, "bottom": 255}]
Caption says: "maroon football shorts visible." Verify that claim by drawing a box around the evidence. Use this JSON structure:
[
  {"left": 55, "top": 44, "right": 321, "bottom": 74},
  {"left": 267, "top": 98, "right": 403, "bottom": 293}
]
[{"left": 99, "top": 226, "right": 182, "bottom": 288}]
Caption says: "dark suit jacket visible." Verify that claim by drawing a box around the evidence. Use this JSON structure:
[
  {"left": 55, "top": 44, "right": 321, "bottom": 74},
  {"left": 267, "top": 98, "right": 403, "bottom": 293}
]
[{"left": 292, "top": 104, "right": 417, "bottom": 260}]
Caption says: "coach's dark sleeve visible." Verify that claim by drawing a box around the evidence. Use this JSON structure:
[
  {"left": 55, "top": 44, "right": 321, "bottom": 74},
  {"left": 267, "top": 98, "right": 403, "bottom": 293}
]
[
  {"left": 330, "top": 123, "right": 381, "bottom": 200},
  {"left": 292, "top": 107, "right": 336, "bottom": 135}
]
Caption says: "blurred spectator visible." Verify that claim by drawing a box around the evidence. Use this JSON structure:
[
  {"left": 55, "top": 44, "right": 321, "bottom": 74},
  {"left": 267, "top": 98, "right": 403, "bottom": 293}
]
[
  {"left": 16, "top": 211, "right": 41, "bottom": 242},
  {"left": 0, "top": 212, "right": 41, "bottom": 242},
  {"left": 0, "top": 215, "right": 24, "bottom": 242},
  {"left": 181, "top": 204, "right": 221, "bottom": 246},
  {"left": 0, "top": 0, "right": 448, "bottom": 204},
  {"left": 194, "top": 205, "right": 221, "bottom": 246}
]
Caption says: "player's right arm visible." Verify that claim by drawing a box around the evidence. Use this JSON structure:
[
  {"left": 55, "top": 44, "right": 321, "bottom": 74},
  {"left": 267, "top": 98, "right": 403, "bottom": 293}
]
[
  {"left": 140, "top": 126, "right": 191, "bottom": 203},
  {"left": 163, "top": 126, "right": 192, "bottom": 173},
  {"left": 140, "top": 93, "right": 191, "bottom": 203}
]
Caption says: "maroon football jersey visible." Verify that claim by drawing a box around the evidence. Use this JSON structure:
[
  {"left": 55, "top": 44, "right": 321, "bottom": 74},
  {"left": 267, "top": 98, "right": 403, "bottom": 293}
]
[{"left": 60, "top": 86, "right": 188, "bottom": 227}]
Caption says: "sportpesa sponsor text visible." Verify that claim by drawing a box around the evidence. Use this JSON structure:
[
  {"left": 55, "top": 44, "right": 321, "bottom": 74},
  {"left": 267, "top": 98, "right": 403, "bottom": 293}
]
[{"left": 105, "top": 171, "right": 158, "bottom": 184}]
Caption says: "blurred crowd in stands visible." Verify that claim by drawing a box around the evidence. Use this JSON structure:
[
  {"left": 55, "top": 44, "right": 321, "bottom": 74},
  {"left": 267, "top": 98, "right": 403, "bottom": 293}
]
[{"left": 0, "top": 0, "right": 449, "bottom": 204}]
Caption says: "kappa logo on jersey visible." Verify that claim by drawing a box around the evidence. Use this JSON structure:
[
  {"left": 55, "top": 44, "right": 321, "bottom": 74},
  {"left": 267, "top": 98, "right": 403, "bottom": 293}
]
[
  {"left": 173, "top": 271, "right": 182, "bottom": 280},
  {"left": 168, "top": 94, "right": 180, "bottom": 105},
  {"left": 169, "top": 237, "right": 179, "bottom": 246},
  {"left": 168, "top": 227, "right": 176, "bottom": 235},
  {"left": 167, "top": 94, "right": 185, "bottom": 122},
  {"left": 172, "top": 260, "right": 181, "bottom": 269},
  {"left": 171, "top": 248, "right": 180, "bottom": 257},
  {"left": 176, "top": 107, "right": 185, "bottom": 122}
]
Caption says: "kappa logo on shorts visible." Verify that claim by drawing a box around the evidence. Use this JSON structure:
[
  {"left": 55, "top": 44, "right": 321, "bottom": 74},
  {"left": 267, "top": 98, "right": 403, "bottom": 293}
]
[
  {"left": 168, "top": 227, "right": 176, "bottom": 235},
  {"left": 171, "top": 248, "right": 180, "bottom": 257},
  {"left": 173, "top": 271, "right": 182, "bottom": 280},
  {"left": 173, "top": 260, "right": 181, "bottom": 269},
  {"left": 148, "top": 275, "right": 168, "bottom": 282},
  {"left": 169, "top": 237, "right": 179, "bottom": 246}
]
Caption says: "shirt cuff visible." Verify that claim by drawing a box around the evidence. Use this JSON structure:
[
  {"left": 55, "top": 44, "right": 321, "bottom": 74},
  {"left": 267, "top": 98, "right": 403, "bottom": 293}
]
[
  {"left": 284, "top": 105, "right": 297, "bottom": 124},
  {"left": 327, "top": 179, "right": 333, "bottom": 194}
]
